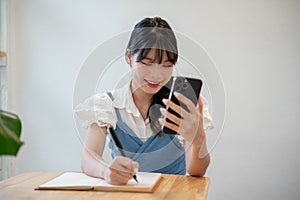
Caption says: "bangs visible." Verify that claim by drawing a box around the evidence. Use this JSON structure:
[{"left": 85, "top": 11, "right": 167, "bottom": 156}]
[
  {"left": 127, "top": 27, "right": 178, "bottom": 65},
  {"left": 136, "top": 48, "right": 177, "bottom": 64}
]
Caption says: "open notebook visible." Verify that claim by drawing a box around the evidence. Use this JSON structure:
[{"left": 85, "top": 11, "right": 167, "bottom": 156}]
[{"left": 36, "top": 172, "right": 162, "bottom": 193}]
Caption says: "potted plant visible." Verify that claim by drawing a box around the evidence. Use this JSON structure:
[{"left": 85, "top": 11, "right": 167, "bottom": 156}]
[{"left": 0, "top": 109, "right": 23, "bottom": 155}]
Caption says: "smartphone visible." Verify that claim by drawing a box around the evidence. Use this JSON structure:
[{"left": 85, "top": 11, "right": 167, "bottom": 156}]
[{"left": 161, "top": 76, "right": 203, "bottom": 135}]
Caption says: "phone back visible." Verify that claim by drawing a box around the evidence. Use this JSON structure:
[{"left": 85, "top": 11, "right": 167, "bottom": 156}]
[{"left": 162, "top": 76, "right": 203, "bottom": 134}]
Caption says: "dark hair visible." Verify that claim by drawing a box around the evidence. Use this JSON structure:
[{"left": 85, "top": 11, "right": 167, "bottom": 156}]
[
  {"left": 127, "top": 17, "right": 178, "bottom": 134},
  {"left": 126, "top": 17, "right": 178, "bottom": 65}
]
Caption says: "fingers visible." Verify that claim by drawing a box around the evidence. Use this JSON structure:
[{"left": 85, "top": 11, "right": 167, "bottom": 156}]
[
  {"left": 160, "top": 108, "right": 181, "bottom": 126},
  {"left": 113, "top": 156, "right": 136, "bottom": 174},
  {"left": 173, "top": 92, "right": 197, "bottom": 114},
  {"left": 132, "top": 161, "right": 139, "bottom": 172},
  {"left": 107, "top": 170, "right": 132, "bottom": 184},
  {"left": 105, "top": 157, "right": 139, "bottom": 185},
  {"left": 162, "top": 120, "right": 180, "bottom": 133},
  {"left": 162, "top": 98, "right": 189, "bottom": 118},
  {"left": 198, "top": 97, "right": 204, "bottom": 115},
  {"left": 162, "top": 92, "right": 198, "bottom": 117},
  {"left": 161, "top": 92, "right": 202, "bottom": 137}
]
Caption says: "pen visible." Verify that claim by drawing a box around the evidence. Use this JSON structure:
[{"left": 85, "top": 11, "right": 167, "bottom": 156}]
[
  {"left": 161, "top": 76, "right": 177, "bottom": 131},
  {"left": 108, "top": 126, "right": 138, "bottom": 183}
]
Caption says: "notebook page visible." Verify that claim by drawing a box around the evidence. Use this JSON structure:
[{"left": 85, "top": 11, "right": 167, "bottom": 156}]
[
  {"left": 39, "top": 172, "right": 103, "bottom": 188},
  {"left": 94, "top": 172, "right": 161, "bottom": 188}
]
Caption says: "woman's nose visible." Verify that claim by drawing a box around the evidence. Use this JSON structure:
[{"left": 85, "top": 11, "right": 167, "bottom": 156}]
[{"left": 148, "top": 64, "right": 162, "bottom": 76}]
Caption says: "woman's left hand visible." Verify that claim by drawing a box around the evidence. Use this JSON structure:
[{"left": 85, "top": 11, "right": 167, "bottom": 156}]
[{"left": 160, "top": 92, "right": 205, "bottom": 147}]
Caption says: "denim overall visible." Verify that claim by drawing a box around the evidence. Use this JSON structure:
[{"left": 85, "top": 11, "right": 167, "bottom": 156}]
[{"left": 107, "top": 92, "right": 186, "bottom": 174}]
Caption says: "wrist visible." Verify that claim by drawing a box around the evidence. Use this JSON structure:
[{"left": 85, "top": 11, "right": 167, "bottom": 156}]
[
  {"left": 198, "top": 138, "right": 209, "bottom": 159},
  {"left": 192, "top": 129, "right": 209, "bottom": 159},
  {"left": 191, "top": 128, "right": 206, "bottom": 148}
]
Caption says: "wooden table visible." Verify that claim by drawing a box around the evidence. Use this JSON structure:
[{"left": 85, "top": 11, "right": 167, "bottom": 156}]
[{"left": 0, "top": 172, "right": 210, "bottom": 200}]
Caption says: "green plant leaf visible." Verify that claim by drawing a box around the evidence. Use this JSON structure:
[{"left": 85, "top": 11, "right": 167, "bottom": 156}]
[{"left": 0, "top": 109, "right": 24, "bottom": 156}]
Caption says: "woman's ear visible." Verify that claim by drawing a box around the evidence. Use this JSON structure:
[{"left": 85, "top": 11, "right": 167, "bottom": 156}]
[{"left": 125, "top": 49, "right": 132, "bottom": 67}]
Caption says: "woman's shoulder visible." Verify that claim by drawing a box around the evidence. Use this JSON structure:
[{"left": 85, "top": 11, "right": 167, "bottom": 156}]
[
  {"left": 82, "top": 92, "right": 113, "bottom": 105},
  {"left": 73, "top": 92, "right": 117, "bottom": 129}
]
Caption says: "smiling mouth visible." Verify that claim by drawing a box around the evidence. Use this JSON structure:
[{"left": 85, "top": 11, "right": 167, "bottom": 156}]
[{"left": 145, "top": 79, "right": 162, "bottom": 88}]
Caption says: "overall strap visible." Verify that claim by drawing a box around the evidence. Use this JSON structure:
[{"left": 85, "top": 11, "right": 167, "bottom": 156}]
[{"left": 106, "top": 91, "right": 122, "bottom": 121}]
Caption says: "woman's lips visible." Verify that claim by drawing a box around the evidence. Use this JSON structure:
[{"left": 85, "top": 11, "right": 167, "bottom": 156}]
[{"left": 145, "top": 80, "right": 162, "bottom": 88}]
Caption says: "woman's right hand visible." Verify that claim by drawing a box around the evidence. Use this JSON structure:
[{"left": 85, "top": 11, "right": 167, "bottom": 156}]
[{"left": 104, "top": 156, "right": 139, "bottom": 185}]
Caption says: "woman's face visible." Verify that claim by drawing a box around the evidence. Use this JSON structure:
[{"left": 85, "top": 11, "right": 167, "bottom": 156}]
[{"left": 128, "top": 49, "right": 174, "bottom": 95}]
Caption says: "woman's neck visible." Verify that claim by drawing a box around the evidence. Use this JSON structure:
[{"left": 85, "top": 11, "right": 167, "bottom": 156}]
[{"left": 130, "top": 82, "right": 153, "bottom": 120}]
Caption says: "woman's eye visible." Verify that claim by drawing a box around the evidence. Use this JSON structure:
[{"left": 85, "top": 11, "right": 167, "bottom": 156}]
[
  {"left": 141, "top": 62, "right": 152, "bottom": 66},
  {"left": 162, "top": 64, "right": 172, "bottom": 68}
]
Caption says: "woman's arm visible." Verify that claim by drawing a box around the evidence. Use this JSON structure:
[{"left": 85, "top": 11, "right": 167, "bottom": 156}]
[
  {"left": 161, "top": 92, "right": 210, "bottom": 176},
  {"left": 81, "top": 123, "right": 108, "bottom": 178},
  {"left": 185, "top": 131, "right": 210, "bottom": 176},
  {"left": 81, "top": 123, "right": 139, "bottom": 184}
]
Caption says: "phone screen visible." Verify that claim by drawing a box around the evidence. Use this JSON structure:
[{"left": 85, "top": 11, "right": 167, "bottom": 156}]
[{"left": 162, "top": 76, "right": 203, "bottom": 135}]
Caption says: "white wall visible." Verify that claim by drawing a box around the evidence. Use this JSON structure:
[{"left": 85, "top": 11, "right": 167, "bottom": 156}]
[{"left": 8, "top": 0, "right": 300, "bottom": 199}]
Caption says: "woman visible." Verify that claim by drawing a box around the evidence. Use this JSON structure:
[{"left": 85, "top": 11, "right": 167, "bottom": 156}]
[{"left": 74, "top": 17, "right": 213, "bottom": 185}]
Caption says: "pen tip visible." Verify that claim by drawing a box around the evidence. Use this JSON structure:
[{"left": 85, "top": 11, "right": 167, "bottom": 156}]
[{"left": 133, "top": 174, "right": 138, "bottom": 183}]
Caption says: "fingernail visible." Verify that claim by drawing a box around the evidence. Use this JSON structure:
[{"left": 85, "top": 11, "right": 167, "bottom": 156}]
[
  {"left": 162, "top": 99, "right": 168, "bottom": 104},
  {"left": 174, "top": 92, "right": 180, "bottom": 96},
  {"left": 158, "top": 118, "right": 164, "bottom": 125},
  {"left": 160, "top": 108, "right": 165, "bottom": 114}
]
